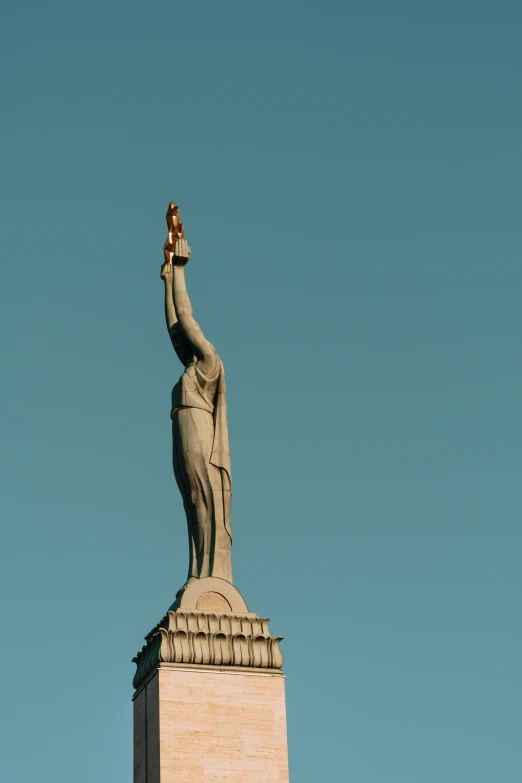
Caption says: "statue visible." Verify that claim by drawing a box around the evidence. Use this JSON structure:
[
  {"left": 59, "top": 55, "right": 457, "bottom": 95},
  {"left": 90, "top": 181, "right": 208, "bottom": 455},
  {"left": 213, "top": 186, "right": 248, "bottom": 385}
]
[
  {"left": 132, "top": 201, "right": 285, "bottom": 694},
  {"left": 160, "top": 202, "right": 232, "bottom": 587}
]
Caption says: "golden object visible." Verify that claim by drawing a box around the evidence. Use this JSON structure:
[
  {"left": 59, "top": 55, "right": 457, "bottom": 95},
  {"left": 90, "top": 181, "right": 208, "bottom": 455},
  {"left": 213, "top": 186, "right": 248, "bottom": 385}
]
[{"left": 163, "top": 201, "right": 190, "bottom": 265}]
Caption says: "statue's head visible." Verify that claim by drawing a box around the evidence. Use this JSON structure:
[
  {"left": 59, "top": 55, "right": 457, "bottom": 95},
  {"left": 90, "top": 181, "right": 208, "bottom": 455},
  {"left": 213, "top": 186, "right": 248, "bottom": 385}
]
[{"left": 169, "top": 324, "right": 193, "bottom": 366}]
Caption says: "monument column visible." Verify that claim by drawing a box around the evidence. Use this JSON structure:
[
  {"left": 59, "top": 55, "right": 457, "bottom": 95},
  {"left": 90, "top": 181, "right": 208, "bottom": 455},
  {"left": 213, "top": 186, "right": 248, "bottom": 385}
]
[
  {"left": 132, "top": 579, "right": 289, "bottom": 782},
  {"left": 131, "top": 203, "right": 289, "bottom": 782}
]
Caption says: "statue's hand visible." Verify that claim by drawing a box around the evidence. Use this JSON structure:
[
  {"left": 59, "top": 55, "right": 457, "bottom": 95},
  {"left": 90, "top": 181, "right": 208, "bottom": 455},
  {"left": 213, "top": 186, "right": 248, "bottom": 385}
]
[
  {"left": 173, "top": 238, "right": 191, "bottom": 266},
  {"left": 161, "top": 260, "right": 173, "bottom": 283}
]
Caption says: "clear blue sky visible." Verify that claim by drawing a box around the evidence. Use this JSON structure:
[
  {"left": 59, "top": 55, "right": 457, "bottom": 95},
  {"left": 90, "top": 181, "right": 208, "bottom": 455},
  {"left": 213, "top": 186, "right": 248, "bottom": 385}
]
[{"left": 1, "top": 2, "right": 521, "bottom": 781}]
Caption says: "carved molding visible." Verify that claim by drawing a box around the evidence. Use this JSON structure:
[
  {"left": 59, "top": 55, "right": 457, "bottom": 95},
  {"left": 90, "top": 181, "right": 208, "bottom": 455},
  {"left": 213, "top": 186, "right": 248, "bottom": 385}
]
[{"left": 133, "top": 610, "right": 284, "bottom": 691}]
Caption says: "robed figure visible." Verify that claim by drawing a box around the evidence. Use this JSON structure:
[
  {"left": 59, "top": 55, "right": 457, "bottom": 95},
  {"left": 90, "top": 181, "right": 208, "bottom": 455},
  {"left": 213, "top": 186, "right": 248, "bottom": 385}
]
[{"left": 160, "top": 203, "right": 232, "bottom": 585}]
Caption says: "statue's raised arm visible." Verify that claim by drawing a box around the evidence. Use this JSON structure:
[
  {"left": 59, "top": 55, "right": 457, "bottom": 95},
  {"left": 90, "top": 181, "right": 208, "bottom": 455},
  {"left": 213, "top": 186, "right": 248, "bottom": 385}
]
[{"left": 161, "top": 203, "right": 216, "bottom": 373}]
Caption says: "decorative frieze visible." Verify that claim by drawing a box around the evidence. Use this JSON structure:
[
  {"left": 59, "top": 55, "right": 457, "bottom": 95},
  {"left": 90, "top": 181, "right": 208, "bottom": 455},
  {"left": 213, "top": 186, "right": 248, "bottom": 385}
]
[{"left": 133, "top": 609, "right": 284, "bottom": 691}]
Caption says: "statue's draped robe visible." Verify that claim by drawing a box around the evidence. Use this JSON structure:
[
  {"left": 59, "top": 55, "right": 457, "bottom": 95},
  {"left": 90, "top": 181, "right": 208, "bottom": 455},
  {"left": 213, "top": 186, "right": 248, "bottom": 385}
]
[{"left": 171, "top": 356, "right": 232, "bottom": 582}]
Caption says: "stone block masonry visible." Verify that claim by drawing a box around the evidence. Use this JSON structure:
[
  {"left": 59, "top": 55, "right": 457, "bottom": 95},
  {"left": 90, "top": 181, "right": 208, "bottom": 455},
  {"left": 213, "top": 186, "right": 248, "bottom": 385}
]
[{"left": 134, "top": 666, "right": 289, "bottom": 783}]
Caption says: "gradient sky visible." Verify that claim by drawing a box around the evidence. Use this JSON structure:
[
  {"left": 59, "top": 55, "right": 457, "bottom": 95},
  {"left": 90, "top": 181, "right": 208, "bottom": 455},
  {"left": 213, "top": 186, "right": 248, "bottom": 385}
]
[{"left": 1, "top": 2, "right": 521, "bottom": 781}]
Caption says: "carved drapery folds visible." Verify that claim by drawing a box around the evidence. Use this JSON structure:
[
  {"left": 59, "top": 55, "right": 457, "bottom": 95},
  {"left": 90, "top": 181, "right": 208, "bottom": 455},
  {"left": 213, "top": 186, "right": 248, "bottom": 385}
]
[{"left": 132, "top": 610, "right": 284, "bottom": 691}]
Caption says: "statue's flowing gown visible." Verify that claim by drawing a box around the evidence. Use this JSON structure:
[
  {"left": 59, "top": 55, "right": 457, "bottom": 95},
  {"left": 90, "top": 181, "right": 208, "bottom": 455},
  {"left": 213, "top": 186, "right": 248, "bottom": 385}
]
[{"left": 171, "top": 356, "right": 232, "bottom": 582}]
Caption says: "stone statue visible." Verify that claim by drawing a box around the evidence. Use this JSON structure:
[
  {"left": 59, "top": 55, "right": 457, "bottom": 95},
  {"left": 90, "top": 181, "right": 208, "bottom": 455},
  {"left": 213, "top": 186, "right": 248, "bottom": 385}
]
[
  {"left": 160, "top": 202, "right": 232, "bottom": 587},
  {"left": 132, "top": 201, "right": 285, "bottom": 697}
]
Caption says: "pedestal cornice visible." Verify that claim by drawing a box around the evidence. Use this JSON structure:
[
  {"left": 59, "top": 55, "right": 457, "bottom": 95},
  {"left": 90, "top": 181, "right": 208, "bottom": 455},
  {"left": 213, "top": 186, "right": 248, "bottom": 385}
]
[{"left": 132, "top": 608, "right": 284, "bottom": 691}]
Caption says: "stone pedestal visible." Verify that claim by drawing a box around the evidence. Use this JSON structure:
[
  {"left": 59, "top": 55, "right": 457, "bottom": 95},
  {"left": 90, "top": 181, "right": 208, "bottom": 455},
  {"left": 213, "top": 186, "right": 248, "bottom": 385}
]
[
  {"left": 133, "top": 579, "right": 289, "bottom": 782},
  {"left": 134, "top": 667, "right": 289, "bottom": 783}
]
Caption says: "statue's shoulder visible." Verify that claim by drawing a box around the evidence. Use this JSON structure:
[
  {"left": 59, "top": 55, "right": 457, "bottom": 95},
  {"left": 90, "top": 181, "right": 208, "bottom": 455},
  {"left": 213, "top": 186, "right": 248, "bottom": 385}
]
[{"left": 195, "top": 355, "right": 221, "bottom": 383}]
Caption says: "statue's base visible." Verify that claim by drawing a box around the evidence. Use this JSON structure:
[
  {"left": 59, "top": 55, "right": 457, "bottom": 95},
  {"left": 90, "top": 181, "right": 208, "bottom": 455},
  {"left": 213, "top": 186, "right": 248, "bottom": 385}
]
[
  {"left": 170, "top": 576, "right": 250, "bottom": 613},
  {"left": 132, "top": 579, "right": 283, "bottom": 692},
  {"left": 132, "top": 579, "right": 289, "bottom": 782},
  {"left": 133, "top": 665, "right": 289, "bottom": 783}
]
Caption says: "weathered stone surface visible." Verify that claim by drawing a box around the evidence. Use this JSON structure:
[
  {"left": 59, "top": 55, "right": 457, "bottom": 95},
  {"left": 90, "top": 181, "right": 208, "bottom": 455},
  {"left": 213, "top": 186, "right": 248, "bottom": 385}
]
[
  {"left": 171, "top": 576, "right": 249, "bottom": 613},
  {"left": 196, "top": 591, "right": 232, "bottom": 611},
  {"left": 134, "top": 667, "right": 289, "bottom": 783},
  {"left": 133, "top": 609, "right": 283, "bottom": 691}
]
